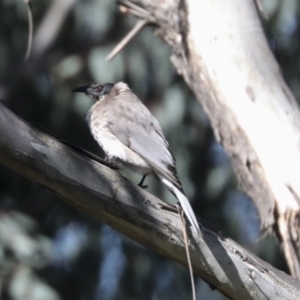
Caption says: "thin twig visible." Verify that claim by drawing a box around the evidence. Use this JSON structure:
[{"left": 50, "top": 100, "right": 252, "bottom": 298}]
[
  {"left": 176, "top": 205, "right": 196, "bottom": 300},
  {"left": 106, "top": 1, "right": 155, "bottom": 61},
  {"left": 120, "top": 6, "right": 150, "bottom": 20},
  {"left": 24, "top": 0, "right": 33, "bottom": 61},
  {"left": 118, "top": 0, "right": 152, "bottom": 20},
  {"left": 106, "top": 19, "right": 148, "bottom": 61}
]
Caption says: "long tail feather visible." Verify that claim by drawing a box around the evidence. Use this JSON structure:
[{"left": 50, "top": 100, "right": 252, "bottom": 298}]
[{"left": 160, "top": 177, "right": 200, "bottom": 234}]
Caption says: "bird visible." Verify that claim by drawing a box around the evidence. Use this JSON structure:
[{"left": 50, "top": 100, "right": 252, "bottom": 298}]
[{"left": 73, "top": 82, "right": 200, "bottom": 234}]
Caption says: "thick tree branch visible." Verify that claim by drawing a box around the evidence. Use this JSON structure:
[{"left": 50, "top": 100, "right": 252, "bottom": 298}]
[
  {"left": 0, "top": 101, "right": 300, "bottom": 299},
  {"left": 119, "top": 0, "right": 300, "bottom": 279}
]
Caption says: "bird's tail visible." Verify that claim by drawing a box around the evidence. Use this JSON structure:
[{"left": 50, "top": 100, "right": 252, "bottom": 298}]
[{"left": 160, "top": 177, "right": 200, "bottom": 234}]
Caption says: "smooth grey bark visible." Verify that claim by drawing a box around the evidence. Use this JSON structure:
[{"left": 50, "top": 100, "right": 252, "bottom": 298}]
[
  {"left": 0, "top": 101, "right": 300, "bottom": 299},
  {"left": 119, "top": 0, "right": 300, "bottom": 279}
]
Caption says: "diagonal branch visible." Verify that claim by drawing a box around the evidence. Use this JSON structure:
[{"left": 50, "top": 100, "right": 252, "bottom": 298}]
[
  {"left": 24, "top": 0, "right": 33, "bottom": 61},
  {"left": 0, "top": 100, "right": 300, "bottom": 299},
  {"left": 106, "top": 19, "right": 148, "bottom": 61}
]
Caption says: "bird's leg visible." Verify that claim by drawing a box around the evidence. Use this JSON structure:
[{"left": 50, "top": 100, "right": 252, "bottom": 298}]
[
  {"left": 105, "top": 156, "right": 123, "bottom": 169},
  {"left": 138, "top": 175, "right": 148, "bottom": 189}
]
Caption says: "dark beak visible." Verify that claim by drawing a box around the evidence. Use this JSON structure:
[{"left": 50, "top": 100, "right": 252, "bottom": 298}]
[{"left": 72, "top": 85, "right": 89, "bottom": 93}]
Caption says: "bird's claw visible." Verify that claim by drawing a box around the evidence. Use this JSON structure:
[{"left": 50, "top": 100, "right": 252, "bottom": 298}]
[
  {"left": 138, "top": 175, "right": 148, "bottom": 189},
  {"left": 138, "top": 183, "right": 148, "bottom": 189}
]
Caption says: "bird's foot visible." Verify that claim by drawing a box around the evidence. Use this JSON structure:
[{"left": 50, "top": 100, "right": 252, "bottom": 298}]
[
  {"left": 138, "top": 183, "right": 148, "bottom": 189},
  {"left": 138, "top": 175, "right": 148, "bottom": 189}
]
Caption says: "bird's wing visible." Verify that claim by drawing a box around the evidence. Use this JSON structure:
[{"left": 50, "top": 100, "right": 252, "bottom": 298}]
[
  {"left": 108, "top": 94, "right": 182, "bottom": 189},
  {"left": 108, "top": 92, "right": 200, "bottom": 233}
]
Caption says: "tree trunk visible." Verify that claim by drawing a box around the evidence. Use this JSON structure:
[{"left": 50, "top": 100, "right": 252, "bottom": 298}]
[{"left": 118, "top": 0, "right": 300, "bottom": 279}]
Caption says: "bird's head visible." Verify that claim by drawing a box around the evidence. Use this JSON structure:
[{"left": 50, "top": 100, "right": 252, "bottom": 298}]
[{"left": 72, "top": 83, "right": 114, "bottom": 100}]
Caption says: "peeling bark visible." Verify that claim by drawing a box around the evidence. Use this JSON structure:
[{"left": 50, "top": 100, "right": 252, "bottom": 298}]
[{"left": 119, "top": 0, "right": 300, "bottom": 279}]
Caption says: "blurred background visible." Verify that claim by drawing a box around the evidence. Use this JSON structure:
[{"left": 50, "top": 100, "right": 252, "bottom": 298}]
[{"left": 0, "top": 0, "right": 298, "bottom": 299}]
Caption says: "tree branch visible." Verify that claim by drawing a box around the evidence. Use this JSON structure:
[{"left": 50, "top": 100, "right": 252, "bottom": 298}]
[
  {"left": 0, "top": 101, "right": 300, "bottom": 299},
  {"left": 32, "top": 0, "right": 76, "bottom": 58},
  {"left": 24, "top": 0, "right": 33, "bottom": 61},
  {"left": 118, "top": 0, "right": 300, "bottom": 279}
]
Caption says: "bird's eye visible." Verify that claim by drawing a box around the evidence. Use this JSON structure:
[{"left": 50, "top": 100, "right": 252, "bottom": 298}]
[{"left": 96, "top": 85, "right": 103, "bottom": 92}]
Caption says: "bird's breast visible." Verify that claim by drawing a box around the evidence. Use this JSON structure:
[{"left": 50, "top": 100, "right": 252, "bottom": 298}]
[{"left": 86, "top": 106, "right": 151, "bottom": 174}]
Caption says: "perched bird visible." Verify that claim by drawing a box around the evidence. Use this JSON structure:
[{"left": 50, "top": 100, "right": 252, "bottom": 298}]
[{"left": 73, "top": 82, "right": 200, "bottom": 234}]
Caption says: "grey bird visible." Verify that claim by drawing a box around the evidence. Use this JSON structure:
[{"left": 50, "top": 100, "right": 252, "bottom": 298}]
[{"left": 73, "top": 82, "right": 200, "bottom": 234}]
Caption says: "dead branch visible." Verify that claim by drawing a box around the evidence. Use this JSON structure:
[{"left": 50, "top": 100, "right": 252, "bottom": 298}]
[{"left": 0, "top": 100, "right": 300, "bottom": 299}]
